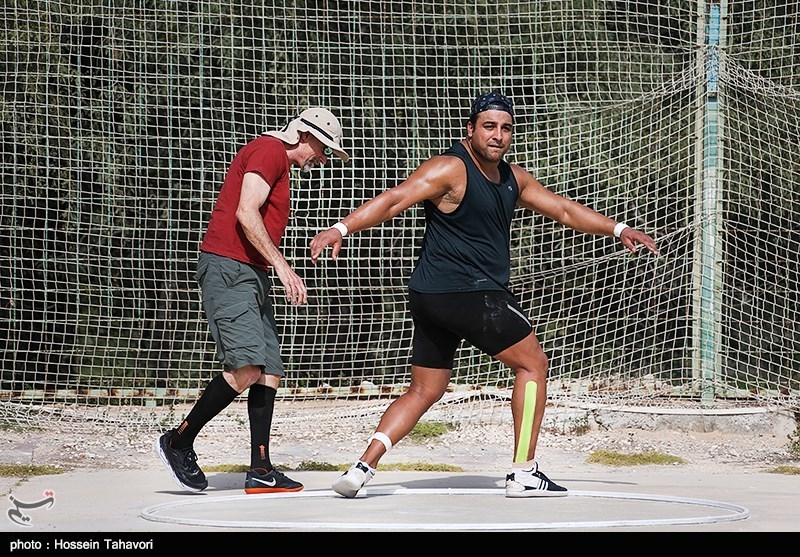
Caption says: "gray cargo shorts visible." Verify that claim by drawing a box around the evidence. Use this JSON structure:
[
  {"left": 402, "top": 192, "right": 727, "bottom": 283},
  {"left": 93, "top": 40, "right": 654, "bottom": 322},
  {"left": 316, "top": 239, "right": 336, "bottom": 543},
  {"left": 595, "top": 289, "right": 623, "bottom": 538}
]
[{"left": 195, "top": 251, "right": 285, "bottom": 376}]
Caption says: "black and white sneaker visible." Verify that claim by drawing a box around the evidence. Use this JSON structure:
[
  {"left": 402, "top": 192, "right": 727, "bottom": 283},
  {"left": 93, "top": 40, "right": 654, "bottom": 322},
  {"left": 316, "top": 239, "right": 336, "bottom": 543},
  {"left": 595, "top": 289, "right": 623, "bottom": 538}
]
[
  {"left": 332, "top": 461, "right": 375, "bottom": 498},
  {"left": 244, "top": 468, "right": 304, "bottom": 494},
  {"left": 155, "top": 430, "right": 208, "bottom": 492},
  {"left": 505, "top": 461, "right": 568, "bottom": 498}
]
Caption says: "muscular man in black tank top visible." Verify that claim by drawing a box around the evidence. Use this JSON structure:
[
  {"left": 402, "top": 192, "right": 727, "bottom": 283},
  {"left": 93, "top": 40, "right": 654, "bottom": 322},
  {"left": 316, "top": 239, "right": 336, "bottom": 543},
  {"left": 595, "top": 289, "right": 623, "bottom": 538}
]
[{"left": 310, "top": 92, "right": 659, "bottom": 498}]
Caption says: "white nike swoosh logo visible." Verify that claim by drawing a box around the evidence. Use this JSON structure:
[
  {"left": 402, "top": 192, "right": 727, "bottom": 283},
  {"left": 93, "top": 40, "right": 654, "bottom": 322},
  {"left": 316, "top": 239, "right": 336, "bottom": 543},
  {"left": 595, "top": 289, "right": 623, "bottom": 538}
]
[{"left": 252, "top": 477, "right": 277, "bottom": 486}]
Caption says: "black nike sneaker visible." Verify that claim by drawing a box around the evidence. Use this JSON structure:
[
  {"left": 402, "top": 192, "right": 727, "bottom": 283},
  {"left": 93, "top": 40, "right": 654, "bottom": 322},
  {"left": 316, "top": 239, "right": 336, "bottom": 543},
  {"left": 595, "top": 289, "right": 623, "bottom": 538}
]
[
  {"left": 244, "top": 468, "right": 304, "bottom": 494},
  {"left": 155, "top": 430, "right": 208, "bottom": 492}
]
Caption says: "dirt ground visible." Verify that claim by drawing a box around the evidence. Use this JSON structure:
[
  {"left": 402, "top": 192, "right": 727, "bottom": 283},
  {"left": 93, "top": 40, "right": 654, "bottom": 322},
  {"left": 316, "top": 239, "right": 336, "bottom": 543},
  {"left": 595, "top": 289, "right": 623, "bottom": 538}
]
[{"left": 3, "top": 401, "right": 798, "bottom": 482}]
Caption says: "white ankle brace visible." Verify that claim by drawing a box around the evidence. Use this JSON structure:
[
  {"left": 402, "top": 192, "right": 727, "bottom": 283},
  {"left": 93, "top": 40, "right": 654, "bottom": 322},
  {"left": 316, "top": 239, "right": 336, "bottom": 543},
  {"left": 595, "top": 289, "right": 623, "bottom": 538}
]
[{"left": 368, "top": 431, "right": 393, "bottom": 452}]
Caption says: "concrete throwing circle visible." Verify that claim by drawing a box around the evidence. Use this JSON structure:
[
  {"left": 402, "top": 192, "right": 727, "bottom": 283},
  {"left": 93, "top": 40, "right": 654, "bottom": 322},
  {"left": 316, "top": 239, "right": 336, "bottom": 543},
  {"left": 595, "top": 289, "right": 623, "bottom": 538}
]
[{"left": 141, "top": 488, "right": 750, "bottom": 530}]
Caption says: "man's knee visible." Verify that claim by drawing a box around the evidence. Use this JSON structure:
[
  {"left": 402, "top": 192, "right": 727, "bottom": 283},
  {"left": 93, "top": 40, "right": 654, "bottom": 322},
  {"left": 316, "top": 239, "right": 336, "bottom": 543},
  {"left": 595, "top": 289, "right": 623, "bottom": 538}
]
[
  {"left": 406, "top": 383, "right": 447, "bottom": 408},
  {"left": 512, "top": 349, "right": 548, "bottom": 380},
  {"left": 224, "top": 365, "right": 263, "bottom": 392},
  {"left": 495, "top": 333, "right": 548, "bottom": 370},
  {"left": 532, "top": 348, "right": 548, "bottom": 374}
]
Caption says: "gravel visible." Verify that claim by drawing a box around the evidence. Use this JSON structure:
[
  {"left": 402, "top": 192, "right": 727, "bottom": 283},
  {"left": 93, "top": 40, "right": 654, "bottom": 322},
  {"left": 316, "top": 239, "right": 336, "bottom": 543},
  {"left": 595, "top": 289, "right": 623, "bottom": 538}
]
[{"left": 3, "top": 405, "right": 798, "bottom": 478}]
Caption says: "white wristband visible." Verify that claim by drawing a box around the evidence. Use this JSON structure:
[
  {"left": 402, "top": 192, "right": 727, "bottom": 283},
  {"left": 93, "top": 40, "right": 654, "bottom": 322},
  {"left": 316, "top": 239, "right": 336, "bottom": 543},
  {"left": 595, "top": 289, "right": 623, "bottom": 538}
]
[
  {"left": 613, "top": 222, "right": 630, "bottom": 238},
  {"left": 331, "top": 222, "right": 348, "bottom": 238}
]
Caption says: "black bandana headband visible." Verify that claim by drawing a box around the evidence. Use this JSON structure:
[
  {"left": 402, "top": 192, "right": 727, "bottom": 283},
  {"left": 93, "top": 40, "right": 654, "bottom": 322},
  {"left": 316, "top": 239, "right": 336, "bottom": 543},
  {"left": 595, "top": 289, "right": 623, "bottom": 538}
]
[{"left": 470, "top": 92, "right": 514, "bottom": 118}]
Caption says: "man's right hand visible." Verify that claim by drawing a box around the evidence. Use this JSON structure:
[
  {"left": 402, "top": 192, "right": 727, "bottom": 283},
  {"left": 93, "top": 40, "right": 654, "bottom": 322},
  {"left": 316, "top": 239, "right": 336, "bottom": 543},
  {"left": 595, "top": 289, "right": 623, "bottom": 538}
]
[
  {"left": 309, "top": 228, "right": 344, "bottom": 264},
  {"left": 273, "top": 262, "right": 308, "bottom": 306}
]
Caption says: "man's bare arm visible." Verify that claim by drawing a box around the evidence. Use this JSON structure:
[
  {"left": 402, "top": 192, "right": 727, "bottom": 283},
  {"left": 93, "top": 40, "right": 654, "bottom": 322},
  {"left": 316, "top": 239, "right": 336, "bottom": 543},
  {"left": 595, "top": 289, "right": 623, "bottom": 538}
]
[
  {"left": 310, "top": 156, "right": 460, "bottom": 263},
  {"left": 238, "top": 172, "right": 308, "bottom": 305},
  {"left": 513, "top": 166, "right": 658, "bottom": 255}
]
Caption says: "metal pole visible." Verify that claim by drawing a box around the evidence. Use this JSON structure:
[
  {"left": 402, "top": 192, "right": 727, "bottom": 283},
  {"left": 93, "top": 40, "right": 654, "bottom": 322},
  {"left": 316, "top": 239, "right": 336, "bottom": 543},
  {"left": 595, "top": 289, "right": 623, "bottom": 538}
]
[{"left": 698, "top": 0, "right": 723, "bottom": 405}]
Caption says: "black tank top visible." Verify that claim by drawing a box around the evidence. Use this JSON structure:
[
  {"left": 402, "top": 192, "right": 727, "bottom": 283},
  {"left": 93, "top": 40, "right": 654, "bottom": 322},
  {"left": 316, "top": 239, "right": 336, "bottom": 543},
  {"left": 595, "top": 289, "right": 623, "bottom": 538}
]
[{"left": 408, "top": 142, "right": 519, "bottom": 293}]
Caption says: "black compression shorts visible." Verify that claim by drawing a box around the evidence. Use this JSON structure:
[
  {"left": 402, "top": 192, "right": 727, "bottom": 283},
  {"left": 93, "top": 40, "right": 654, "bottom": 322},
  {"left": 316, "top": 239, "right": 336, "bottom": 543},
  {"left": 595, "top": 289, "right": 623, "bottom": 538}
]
[{"left": 408, "top": 290, "right": 533, "bottom": 369}]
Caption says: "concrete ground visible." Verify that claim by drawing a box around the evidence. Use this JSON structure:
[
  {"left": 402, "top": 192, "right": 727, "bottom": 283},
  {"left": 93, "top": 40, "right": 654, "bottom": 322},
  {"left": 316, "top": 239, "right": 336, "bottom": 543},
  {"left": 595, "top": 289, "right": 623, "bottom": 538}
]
[
  {"left": 2, "top": 403, "right": 797, "bottom": 545},
  {"left": 1, "top": 465, "right": 797, "bottom": 537}
]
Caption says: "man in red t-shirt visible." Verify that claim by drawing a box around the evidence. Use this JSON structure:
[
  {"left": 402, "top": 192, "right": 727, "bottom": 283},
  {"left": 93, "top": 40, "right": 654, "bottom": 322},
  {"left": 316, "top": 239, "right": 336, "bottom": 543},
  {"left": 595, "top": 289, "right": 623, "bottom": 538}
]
[{"left": 156, "top": 108, "right": 350, "bottom": 494}]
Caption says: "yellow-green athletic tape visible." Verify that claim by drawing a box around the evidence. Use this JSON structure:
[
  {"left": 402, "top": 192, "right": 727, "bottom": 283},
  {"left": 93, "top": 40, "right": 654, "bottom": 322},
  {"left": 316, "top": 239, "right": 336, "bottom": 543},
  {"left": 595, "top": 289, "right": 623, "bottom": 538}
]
[{"left": 514, "top": 381, "right": 537, "bottom": 463}]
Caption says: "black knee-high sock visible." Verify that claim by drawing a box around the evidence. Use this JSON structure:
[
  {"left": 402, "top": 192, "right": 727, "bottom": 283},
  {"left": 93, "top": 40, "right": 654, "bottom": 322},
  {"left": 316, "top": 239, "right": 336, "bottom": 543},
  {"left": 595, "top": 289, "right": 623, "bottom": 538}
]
[
  {"left": 171, "top": 374, "right": 239, "bottom": 450},
  {"left": 248, "top": 383, "right": 276, "bottom": 470}
]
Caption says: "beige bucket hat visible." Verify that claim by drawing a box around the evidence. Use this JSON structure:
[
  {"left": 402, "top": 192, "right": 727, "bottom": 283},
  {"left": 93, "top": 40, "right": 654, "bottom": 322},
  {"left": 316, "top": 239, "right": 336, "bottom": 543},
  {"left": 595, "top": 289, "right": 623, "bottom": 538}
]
[{"left": 264, "top": 108, "right": 350, "bottom": 162}]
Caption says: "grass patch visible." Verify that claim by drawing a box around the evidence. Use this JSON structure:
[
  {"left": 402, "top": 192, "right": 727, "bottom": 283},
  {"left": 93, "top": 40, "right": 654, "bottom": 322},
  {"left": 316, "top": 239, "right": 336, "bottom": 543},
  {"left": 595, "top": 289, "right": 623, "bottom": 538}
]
[
  {"left": 587, "top": 450, "right": 686, "bottom": 466},
  {"left": 0, "top": 423, "right": 39, "bottom": 434},
  {"left": 205, "top": 421, "right": 460, "bottom": 474},
  {"left": 407, "top": 421, "right": 453, "bottom": 442},
  {"left": 766, "top": 465, "right": 800, "bottom": 475},
  {"left": 0, "top": 464, "right": 64, "bottom": 477},
  {"left": 205, "top": 461, "right": 464, "bottom": 473},
  {"left": 788, "top": 427, "right": 800, "bottom": 459},
  {"left": 296, "top": 461, "right": 341, "bottom": 471},
  {"left": 205, "top": 464, "right": 249, "bottom": 473},
  {"left": 205, "top": 462, "right": 351, "bottom": 473},
  {"left": 373, "top": 462, "right": 463, "bottom": 472},
  {"left": 564, "top": 415, "right": 591, "bottom": 436}
]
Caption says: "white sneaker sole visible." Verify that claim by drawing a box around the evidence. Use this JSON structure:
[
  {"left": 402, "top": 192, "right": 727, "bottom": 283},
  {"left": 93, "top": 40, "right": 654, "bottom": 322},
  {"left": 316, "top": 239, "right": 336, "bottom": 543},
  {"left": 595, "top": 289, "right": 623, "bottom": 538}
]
[
  {"left": 154, "top": 436, "right": 204, "bottom": 493},
  {"left": 332, "top": 474, "right": 364, "bottom": 498},
  {"left": 505, "top": 482, "right": 569, "bottom": 498}
]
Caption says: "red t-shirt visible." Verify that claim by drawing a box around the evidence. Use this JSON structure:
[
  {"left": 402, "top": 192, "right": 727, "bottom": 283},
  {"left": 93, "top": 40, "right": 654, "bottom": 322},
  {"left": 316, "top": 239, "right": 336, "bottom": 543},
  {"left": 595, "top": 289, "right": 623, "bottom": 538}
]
[{"left": 199, "top": 136, "right": 290, "bottom": 270}]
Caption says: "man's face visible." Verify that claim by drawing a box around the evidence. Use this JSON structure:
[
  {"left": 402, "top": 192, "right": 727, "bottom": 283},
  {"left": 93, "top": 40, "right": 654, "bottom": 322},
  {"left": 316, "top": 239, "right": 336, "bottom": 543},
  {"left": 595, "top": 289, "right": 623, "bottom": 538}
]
[
  {"left": 298, "top": 133, "right": 332, "bottom": 174},
  {"left": 467, "top": 110, "right": 513, "bottom": 163}
]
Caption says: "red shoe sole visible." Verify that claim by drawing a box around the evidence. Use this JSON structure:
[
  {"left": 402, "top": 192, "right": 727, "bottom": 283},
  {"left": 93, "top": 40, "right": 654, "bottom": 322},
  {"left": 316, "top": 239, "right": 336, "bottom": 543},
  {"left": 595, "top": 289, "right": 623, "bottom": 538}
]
[{"left": 244, "top": 486, "right": 304, "bottom": 494}]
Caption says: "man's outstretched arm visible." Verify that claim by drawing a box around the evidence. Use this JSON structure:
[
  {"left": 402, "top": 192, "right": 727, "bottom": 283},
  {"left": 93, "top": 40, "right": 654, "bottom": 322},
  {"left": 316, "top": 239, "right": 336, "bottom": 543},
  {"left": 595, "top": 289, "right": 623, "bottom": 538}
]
[
  {"left": 309, "top": 156, "right": 457, "bottom": 263},
  {"left": 513, "top": 166, "right": 659, "bottom": 256}
]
